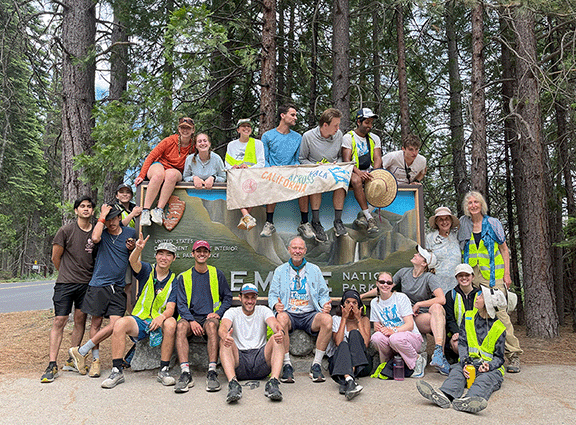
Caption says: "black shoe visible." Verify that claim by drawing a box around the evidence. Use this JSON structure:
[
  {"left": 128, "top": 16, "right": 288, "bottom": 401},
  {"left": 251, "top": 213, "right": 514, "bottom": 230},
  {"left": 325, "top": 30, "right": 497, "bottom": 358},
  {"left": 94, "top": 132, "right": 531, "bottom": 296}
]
[
  {"left": 174, "top": 371, "right": 194, "bottom": 393},
  {"left": 41, "top": 364, "right": 58, "bottom": 383},
  {"left": 333, "top": 219, "right": 348, "bottom": 237},
  {"left": 280, "top": 364, "right": 295, "bottom": 383},
  {"left": 344, "top": 378, "right": 363, "bottom": 400},
  {"left": 226, "top": 379, "right": 243, "bottom": 403},
  {"left": 338, "top": 379, "right": 346, "bottom": 395},
  {"left": 309, "top": 363, "right": 325, "bottom": 382},
  {"left": 206, "top": 370, "right": 221, "bottom": 392},
  {"left": 264, "top": 378, "right": 283, "bottom": 401},
  {"left": 311, "top": 221, "right": 327, "bottom": 242}
]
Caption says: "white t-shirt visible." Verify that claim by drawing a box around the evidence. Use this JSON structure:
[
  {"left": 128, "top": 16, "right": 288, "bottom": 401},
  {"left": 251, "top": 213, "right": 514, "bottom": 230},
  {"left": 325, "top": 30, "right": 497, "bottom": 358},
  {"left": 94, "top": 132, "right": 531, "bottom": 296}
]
[
  {"left": 224, "top": 138, "right": 265, "bottom": 169},
  {"left": 369, "top": 292, "right": 421, "bottom": 336},
  {"left": 222, "top": 305, "right": 274, "bottom": 350},
  {"left": 286, "top": 265, "right": 315, "bottom": 314},
  {"left": 342, "top": 131, "right": 382, "bottom": 156},
  {"left": 326, "top": 315, "right": 348, "bottom": 357},
  {"left": 382, "top": 150, "right": 426, "bottom": 183}
]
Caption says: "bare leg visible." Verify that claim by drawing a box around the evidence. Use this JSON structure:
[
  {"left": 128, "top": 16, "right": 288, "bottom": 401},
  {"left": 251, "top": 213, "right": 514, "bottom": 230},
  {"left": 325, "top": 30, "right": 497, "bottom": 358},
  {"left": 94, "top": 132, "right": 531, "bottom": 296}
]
[
  {"left": 204, "top": 318, "right": 220, "bottom": 363},
  {"left": 70, "top": 309, "right": 87, "bottom": 347},
  {"left": 90, "top": 316, "right": 103, "bottom": 351},
  {"left": 161, "top": 317, "right": 177, "bottom": 362},
  {"left": 311, "top": 312, "right": 332, "bottom": 351},
  {"left": 143, "top": 163, "right": 166, "bottom": 209},
  {"left": 276, "top": 312, "right": 292, "bottom": 354},
  {"left": 428, "top": 304, "right": 446, "bottom": 347},
  {"left": 110, "top": 317, "right": 139, "bottom": 359},
  {"left": 266, "top": 203, "right": 277, "bottom": 213},
  {"left": 49, "top": 316, "right": 69, "bottom": 362},
  {"left": 176, "top": 319, "right": 192, "bottom": 363},
  {"left": 156, "top": 168, "right": 182, "bottom": 209},
  {"left": 309, "top": 193, "right": 322, "bottom": 211},
  {"left": 349, "top": 174, "right": 368, "bottom": 210},
  {"left": 220, "top": 339, "right": 240, "bottom": 381},
  {"left": 91, "top": 315, "right": 122, "bottom": 345},
  {"left": 264, "top": 335, "right": 284, "bottom": 380},
  {"left": 298, "top": 196, "right": 309, "bottom": 214},
  {"left": 332, "top": 188, "right": 346, "bottom": 210}
]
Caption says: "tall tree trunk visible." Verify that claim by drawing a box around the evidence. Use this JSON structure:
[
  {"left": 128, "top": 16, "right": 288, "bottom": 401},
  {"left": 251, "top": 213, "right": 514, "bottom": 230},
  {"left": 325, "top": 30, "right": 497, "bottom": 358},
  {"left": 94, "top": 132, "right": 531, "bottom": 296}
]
[
  {"left": 445, "top": 0, "right": 468, "bottom": 215},
  {"left": 61, "top": 0, "right": 97, "bottom": 210},
  {"left": 396, "top": 4, "right": 409, "bottom": 141},
  {"left": 260, "top": 0, "right": 277, "bottom": 135},
  {"left": 470, "top": 1, "right": 487, "bottom": 198},
  {"left": 309, "top": 0, "right": 320, "bottom": 126},
  {"left": 287, "top": 5, "right": 296, "bottom": 101},
  {"left": 160, "top": 0, "right": 174, "bottom": 138},
  {"left": 277, "top": 1, "right": 285, "bottom": 104},
  {"left": 512, "top": 7, "right": 558, "bottom": 337},
  {"left": 332, "top": 0, "right": 350, "bottom": 131},
  {"left": 372, "top": 8, "right": 381, "bottom": 113}
]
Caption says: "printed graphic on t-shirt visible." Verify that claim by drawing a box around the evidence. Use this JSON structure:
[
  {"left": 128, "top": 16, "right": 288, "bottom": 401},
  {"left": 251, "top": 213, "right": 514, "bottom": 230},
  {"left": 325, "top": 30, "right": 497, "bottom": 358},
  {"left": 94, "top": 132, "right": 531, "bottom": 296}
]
[
  {"left": 288, "top": 274, "right": 310, "bottom": 313},
  {"left": 375, "top": 304, "right": 403, "bottom": 328}
]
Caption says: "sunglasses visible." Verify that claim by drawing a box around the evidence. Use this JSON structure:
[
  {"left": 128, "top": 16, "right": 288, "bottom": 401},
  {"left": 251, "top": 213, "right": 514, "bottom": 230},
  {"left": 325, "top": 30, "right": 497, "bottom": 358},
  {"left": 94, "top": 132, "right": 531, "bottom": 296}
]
[
  {"left": 179, "top": 118, "right": 195, "bottom": 126},
  {"left": 377, "top": 280, "right": 394, "bottom": 285}
]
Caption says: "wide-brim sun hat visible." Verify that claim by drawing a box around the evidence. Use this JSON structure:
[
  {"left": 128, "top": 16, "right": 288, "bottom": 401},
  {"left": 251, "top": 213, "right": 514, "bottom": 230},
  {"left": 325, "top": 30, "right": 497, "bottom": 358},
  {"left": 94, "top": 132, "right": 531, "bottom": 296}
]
[
  {"left": 364, "top": 169, "right": 398, "bottom": 208},
  {"left": 429, "top": 206, "right": 460, "bottom": 230},
  {"left": 482, "top": 287, "right": 508, "bottom": 319}
]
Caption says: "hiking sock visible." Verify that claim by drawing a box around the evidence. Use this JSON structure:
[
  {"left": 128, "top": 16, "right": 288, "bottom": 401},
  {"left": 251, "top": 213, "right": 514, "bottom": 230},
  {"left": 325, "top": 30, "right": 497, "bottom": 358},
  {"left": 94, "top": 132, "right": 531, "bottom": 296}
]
[
  {"left": 363, "top": 209, "right": 373, "bottom": 220},
  {"left": 112, "top": 358, "right": 124, "bottom": 371},
  {"left": 266, "top": 212, "right": 274, "bottom": 223},
  {"left": 208, "top": 362, "right": 217, "bottom": 372},
  {"left": 334, "top": 209, "right": 343, "bottom": 221},
  {"left": 180, "top": 363, "right": 190, "bottom": 373},
  {"left": 300, "top": 211, "right": 308, "bottom": 223},
  {"left": 283, "top": 353, "right": 291, "bottom": 366},
  {"left": 78, "top": 340, "right": 96, "bottom": 356},
  {"left": 92, "top": 348, "right": 100, "bottom": 360},
  {"left": 160, "top": 360, "right": 170, "bottom": 369},
  {"left": 312, "top": 209, "right": 320, "bottom": 223},
  {"left": 313, "top": 349, "right": 326, "bottom": 365}
]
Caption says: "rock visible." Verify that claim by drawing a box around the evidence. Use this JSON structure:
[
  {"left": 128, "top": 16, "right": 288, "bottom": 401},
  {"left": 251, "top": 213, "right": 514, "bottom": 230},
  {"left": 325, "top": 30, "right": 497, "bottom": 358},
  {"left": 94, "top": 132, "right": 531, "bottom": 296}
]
[
  {"left": 130, "top": 336, "right": 207, "bottom": 372},
  {"left": 289, "top": 330, "right": 316, "bottom": 356}
]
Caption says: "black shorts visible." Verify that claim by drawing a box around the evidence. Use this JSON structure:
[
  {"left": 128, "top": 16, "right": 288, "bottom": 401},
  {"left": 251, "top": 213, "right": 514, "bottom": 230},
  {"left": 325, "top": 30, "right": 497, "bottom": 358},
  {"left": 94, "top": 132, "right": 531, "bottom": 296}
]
[
  {"left": 53, "top": 283, "right": 88, "bottom": 316},
  {"left": 235, "top": 346, "right": 271, "bottom": 381},
  {"left": 81, "top": 285, "right": 127, "bottom": 318}
]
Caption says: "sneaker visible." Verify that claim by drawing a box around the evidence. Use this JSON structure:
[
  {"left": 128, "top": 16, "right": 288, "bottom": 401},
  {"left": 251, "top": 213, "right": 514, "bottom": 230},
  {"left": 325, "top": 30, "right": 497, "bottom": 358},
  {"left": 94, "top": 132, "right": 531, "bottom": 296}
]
[
  {"left": 88, "top": 359, "right": 101, "bottom": 377},
  {"left": 366, "top": 217, "right": 379, "bottom": 234},
  {"left": 280, "top": 364, "right": 295, "bottom": 383},
  {"left": 174, "top": 371, "right": 194, "bottom": 393},
  {"left": 412, "top": 354, "right": 427, "bottom": 378},
  {"left": 353, "top": 215, "right": 368, "bottom": 229},
  {"left": 206, "top": 370, "right": 221, "bottom": 392},
  {"left": 244, "top": 215, "right": 257, "bottom": 230},
  {"left": 140, "top": 209, "right": 151, "bottom": 226},
  {"left": 151, "top": 207, "right": 164, "bottom": 225},
  {"left": 430, "top": 346, "right": 450, "bottom": 375},
  {"left": 297, "top": 222, "right": 315, "bottom": 239},
  {"left": 157, "top": 366, "right": 176, "bottom": 386},
  {"left": 101, "top": 367, "right": 125, "bottom": 389},
  {"left": 344, "top": 378, "right": 363, "bottom": 400},
  {"left": 339, "top": 379, "right": 346, "bottom": 395},
  {"left": 333, "top": 219, "right": 348, "bottom": 237},
  {"left": 264, "top": 377, "right": 283, "bottom": 401},
  {"left": 68, "top": 346, "right": 88, "bottom": 375},
  {"left": 416, "top": 380, "right": 451, "bottom": 409},
  {"left": 311, "top": 221, "right": 327, "bottom": 243},
  {"left": 452, "top": 396, "right": 488, "bottom": 413},
  {"left": 226, "top": 379, "right": 243, "bottom": 403},
  {"left": 260, "top": 221, "right": 276, "bottom": 237},
  {"left": 62, "top": 358, "right": 88, "bottom": 373},
  {"left": 41, "top": 364, "right": 58, "bottom": 383},
  {"left": 309, "top": 363, "right": 325, "bottom": 382},
  {"left": 506, "top": 354, "right": 521, "bottom": 373}
]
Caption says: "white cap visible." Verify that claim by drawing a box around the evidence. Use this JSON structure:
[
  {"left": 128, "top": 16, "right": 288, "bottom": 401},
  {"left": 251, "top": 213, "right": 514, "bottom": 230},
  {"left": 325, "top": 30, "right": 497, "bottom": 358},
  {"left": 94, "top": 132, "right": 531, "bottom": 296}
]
[{"left": 482, "top": 287, "right": 508, "bottom": 319}]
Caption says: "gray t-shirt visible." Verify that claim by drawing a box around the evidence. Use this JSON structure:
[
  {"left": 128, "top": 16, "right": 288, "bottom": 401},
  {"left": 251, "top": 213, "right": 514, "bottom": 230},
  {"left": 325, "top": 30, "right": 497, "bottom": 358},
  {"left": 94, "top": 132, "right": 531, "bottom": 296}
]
[{"left": 393, "top": 267, "right": 441, "bottom": 313}]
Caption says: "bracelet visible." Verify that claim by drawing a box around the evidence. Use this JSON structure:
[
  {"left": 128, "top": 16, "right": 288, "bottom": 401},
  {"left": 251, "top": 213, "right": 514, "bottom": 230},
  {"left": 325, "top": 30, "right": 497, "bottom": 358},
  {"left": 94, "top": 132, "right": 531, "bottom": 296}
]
[
  {"left": 393, "top": 327, "right": 398, "bottom": 333},
  {"left": 98, "top": 218, "right": 106, "bottom": 224}
]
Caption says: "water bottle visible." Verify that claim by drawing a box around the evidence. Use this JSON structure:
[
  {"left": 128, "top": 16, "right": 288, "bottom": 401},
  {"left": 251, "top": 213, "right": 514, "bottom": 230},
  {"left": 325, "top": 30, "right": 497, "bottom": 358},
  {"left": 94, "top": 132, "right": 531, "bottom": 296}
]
[
  {"left": 393, "top": 355, "right": 404, "bottom": 381},
  {"left": 465, "top": 364, "right": 476, "bottom": 388}
]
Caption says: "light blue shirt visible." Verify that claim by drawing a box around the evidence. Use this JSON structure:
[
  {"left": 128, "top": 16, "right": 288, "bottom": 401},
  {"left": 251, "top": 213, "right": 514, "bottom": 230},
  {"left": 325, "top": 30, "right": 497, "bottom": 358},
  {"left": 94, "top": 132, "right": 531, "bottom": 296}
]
[{"left": 262, "top": 128, "right": 301, "bottom": 167}]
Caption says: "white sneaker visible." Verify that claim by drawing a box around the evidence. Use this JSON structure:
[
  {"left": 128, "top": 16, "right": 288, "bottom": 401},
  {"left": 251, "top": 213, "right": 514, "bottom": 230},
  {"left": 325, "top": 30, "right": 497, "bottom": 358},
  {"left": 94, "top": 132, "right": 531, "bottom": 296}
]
[
  {"left": 151, "top": 208, "right": 164, "bottom": 225},
  {"left": 260, "top": 221, "right": 276, "bottom": 237},
  {"left": 412, "top": 354, "right": 427, "bottom": 378},
  {"left": 238, "top": 214, "right": 256, "bottom": 230},
  {"left": 140, "top": 209, "right": 151, "bottom": 226}
]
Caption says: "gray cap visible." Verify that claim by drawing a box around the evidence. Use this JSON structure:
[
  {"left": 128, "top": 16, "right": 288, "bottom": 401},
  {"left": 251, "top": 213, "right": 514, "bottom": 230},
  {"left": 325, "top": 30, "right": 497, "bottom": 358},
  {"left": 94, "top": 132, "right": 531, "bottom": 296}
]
[
  {"left": 454, "top": 263, "right": 474, "bottom": 277},
  {"left": 156, "top": 242, "right": 177, "bottom": 256}
]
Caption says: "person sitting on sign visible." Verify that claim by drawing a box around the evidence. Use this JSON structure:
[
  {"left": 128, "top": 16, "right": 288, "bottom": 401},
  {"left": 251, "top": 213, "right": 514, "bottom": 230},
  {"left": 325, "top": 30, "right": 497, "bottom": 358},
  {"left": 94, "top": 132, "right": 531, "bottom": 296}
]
[
  {"left": 382, "top": 133, "right": 426, "bottom": 184},
  {"left": 225, "top": 119, "right": 265, "bottom": 231},
  {"left": 183, "top": 133, "right": 226, "bottom": 189}
]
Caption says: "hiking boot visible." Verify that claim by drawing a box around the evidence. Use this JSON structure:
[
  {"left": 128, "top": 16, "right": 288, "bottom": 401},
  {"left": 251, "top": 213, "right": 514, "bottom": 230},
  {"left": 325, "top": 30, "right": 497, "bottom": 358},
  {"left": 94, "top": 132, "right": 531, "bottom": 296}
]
[
  {"left": 430, "top": 346, "right": 450, "bottom": 375},
  {"left": 88, "top": 359, "right": 101, "bottom": 377},
  {"left": 68, "top": 346, "right": 88, "bottom": 375},
  {"left": 264, "top": 377, "right": 283, "bottom": 401},
  {"left": 333, "top": 219, "right": 348, "bottom": 237},
  {"left": 366, "top": 217, "right": 379, "bottom": 234},
  {"left": 260, "top": 221, "right": 276, "bottom": 237},
  {"left": 41, "top": 364, "right": 58, "bottom": 383},
  {"left": 344, "top": 378, "right": 363, "bottom": 400},
  {"left": 280, "top": 364, "right": 295, "bottom": 383},
  {"left": 140, "top": 209, "right": 151, "bottom": 226},
  {"left": 506, "top": 354, "right": 521, "bottom": 373},
  {"left": 157, "top": 366, "right": 175, "bottom": 386},
  {"left": 309, "top": 363, "right": 325, "bottom": 382},
  {"left": 101, "top": 367, "right": 125, "bottom": 389},
  {"left": 416, "top": 380, "right": 451, "bottom": 409},
  {"left": 297, "top": 222, "right": 315, "bottom": 239},
  {"left": 452, "top": 396, "right": 488, "bottom": 413},
  {"left": 151, "top": 207, "right": 164, "bottom": 225},
  {"left": 206, "top": 370, "right": 221, "bottom": 392},
  {"left": 174, "top": 371, "right": 194, "bottom": 393},
  {"left": 412, "top": 354, "right": 427, "bottom": 378},
  {"left": 353, "top": 215, "right": 368, "bottom": 229},
  {"left": 226, "top": 379, "right": 242, "bottom": 403},
  {"left": 311, "top": 221, "right": 327, "bottom": 243}
]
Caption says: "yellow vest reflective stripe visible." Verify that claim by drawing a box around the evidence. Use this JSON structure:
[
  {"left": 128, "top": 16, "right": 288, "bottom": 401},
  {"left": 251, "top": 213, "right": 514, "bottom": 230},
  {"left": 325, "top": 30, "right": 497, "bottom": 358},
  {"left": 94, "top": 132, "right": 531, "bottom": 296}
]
[
  {"left": 225, "top": 138, "right": 257, "bottom": 167},
  {"left": 131, "top": 267, "right": 175, "bottom": 320},
  {"left": 467, "top": 233, "right": 505, "bottom": 280},
  {"left": 464, "top": 309, "right": 506, "bottom": 376},
  {"left": 181, "top": 265, "right": 221, "bottom": 313},
  {"left": 348, "top": 131, "right": 374, "bottom": 169},
  {"left": 120, "top": 209, "right": 135, "bottom": 228},
  {"left": 453, "top": 291, "right": 479, "bottom": 328}
]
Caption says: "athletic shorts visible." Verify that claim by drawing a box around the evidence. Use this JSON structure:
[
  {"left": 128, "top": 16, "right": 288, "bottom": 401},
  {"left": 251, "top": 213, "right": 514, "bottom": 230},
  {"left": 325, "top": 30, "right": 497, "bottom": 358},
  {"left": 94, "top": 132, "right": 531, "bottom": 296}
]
[
  {"left": 235, "top": 346, "right": 270, "bottom": 381},
  {"left": 81, "top": 285, "right": 127, "bottom": 318},
  {"left": 287, "top": 311, "right": 319, "bottom": 336},
  {"left": 181, "top": 315, "right": 209, "bottom": 341},
  {"left": 131, "top": 316, "right": 152, "bottom": 341},
  {"left": 52, "top": 283, "right": 88, "bottom": 316}
]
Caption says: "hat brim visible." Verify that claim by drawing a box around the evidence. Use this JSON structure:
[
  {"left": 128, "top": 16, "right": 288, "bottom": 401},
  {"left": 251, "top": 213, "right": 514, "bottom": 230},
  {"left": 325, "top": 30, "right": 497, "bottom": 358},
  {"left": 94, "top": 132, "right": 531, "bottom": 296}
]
[
  {"left": 429, "top": 214, "right": 460, "bottom": 230},
  {"left": 364, "top": 169, "right": 398, "bottom": 208}
]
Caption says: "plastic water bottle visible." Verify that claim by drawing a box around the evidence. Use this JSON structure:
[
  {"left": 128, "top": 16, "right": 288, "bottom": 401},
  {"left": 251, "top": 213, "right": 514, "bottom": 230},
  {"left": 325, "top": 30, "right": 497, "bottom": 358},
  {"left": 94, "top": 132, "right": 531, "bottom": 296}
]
[{"left": 393, "top": 355, "right": 404, "bottom": 381}]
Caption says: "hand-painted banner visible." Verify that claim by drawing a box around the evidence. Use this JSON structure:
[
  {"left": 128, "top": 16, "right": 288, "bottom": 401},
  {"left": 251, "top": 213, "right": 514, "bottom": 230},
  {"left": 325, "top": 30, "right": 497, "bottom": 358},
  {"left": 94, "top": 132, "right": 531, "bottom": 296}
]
[{"left": 226, "top": 163, "right": 354, "bottom": 210}]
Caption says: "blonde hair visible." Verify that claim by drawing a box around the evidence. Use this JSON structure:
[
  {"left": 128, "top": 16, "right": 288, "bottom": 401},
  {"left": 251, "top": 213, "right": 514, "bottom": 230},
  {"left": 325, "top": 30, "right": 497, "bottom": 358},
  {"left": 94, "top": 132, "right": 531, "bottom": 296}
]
[
  {"left": 319, "top": 108, "right": 342, "bottom": 127},
  {"left": 462, "top": 190, "right": 488, "bottom": 217},
  {"left": 376, "top": 271, "right": 393, "bottom": 297}
]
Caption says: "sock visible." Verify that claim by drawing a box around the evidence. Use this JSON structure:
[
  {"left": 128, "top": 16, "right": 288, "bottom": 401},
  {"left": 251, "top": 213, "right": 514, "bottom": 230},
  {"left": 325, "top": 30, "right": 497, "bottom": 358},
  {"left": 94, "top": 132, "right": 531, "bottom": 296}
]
[
  {"left": 180, "top": 362, "right": 190, "bottom": 373},
  {"left": 160, "top": 360, "right": 170, "bottom": 369},
  {"left": 112, "top": 358, "right": 124, "bottom": 371},
  {"left": 345, "top": 375, "right": 353, "bottom": 382},
  {"left": 363, "top": 209, "right": 372, "bottom": 220},
  {"left": 92, "top": 348, "right": 100, "bottom": 360},
  {"left": 266, "top": 212, "right": 274, "bottom": 223},
  {"left": 313, "top": 349, "right": 326, "bottom": 365},
  {"left": 208, "top": 362, "right": 217, "bottom": 372},
  {"left": 283, "top": 353, "right": 291, "bottom": 366},
  {"left": 312, "top": 209, "right": 320, "bottom": 222},
  {"left": 300, "top": 211, "right": 308, "bottom": 223},
  {"left": 143, "top": 208, "right": 149, "bottom": 211},
  {"left": 334, "top": 209, "right": 343, "bottom": 221},
  {"left": 78, "top": 340, "right": 95, "bottom": 356}
]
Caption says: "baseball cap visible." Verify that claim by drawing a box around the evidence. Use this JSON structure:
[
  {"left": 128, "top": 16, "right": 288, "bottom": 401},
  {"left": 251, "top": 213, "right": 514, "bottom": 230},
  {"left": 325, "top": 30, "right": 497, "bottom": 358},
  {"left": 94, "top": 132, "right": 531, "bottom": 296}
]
[
  {"left": 105, "top": 204, "right": 122, "bottom": 220},
  {"left": 156, "top": 242, "right": 177, "bottom": 256},
  {"left": 116, "top": 183, "right": 133, "bottom": 194},
  {"left": 416, "top": 245, "right": 438, "bottom": 269},
  {"left": 240, "top": 283, "right": 258, "bottom": 295},
  {"left": 454, "top": 263, "right": 474, "bottom": 277},
  {"left": 356, "top": 108, "right": 378, "bottom": 121},
  {"left": 192, "top": 240, "right": 211, "bottom": 251},
  {"left": 236, "top": 118, "right": 252, "bottom": 128}
]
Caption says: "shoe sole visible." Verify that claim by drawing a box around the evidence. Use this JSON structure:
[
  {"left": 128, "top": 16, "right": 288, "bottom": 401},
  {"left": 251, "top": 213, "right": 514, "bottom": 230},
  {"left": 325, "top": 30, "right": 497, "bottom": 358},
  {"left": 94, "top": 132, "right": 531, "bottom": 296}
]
[
  {"left": 157, "top": 376, "right": 176, "bottom": 386},
  {"left": 280, "top": 377, "right": 294, "bottom": 383},
  {"left": 174, "top": 380, "right": 195, "bottom": 393},
  {"left": 345, "top": 386, "right": 363, "bottom": 400},
  {"left": 206, "top": 383, "right": 221, "bottom": 392},
  {"left": 265, "top": 391, "right": 283, "bottom": 401},
  {"left": 41, "top": 373, "right": 57, "bottom": 383},
  {"left": 226, "top": 393, "right": 242, "bottom": 403},
  {"left": 101, "top": 376, "right": 125, "bottom": 389},
  {"left": 68, "top": 348, "right": 87, "bottom": 375},
  {"left": 452, "top": 397, "right": 487, "bottom": 413},
  {"left": 416, "top": 381, "right": 451, "bottom": 409},
  {"left": 309, "top": 373, "right": 326, "bottom": 382}
]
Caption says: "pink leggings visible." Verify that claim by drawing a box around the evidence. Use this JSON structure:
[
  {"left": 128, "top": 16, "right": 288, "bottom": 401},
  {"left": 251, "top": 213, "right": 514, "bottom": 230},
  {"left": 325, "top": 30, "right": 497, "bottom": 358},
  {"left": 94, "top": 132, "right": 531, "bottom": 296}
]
[{"left": 371, "top": 331, "right": 423, "bottom": 370}]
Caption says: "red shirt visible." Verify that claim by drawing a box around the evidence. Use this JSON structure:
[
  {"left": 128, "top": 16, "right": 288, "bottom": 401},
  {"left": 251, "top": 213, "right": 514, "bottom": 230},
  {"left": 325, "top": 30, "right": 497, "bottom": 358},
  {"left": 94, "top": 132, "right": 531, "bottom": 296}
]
[{"left": 138, "top": 134, "right": 196, "bottom": 180}]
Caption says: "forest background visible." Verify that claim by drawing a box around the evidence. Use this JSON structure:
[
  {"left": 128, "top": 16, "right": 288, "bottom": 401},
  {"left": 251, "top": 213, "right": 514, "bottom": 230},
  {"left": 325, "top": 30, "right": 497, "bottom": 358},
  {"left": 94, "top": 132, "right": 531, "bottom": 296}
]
[{"left": 0, "top": 0, "right": 575, "bottom": 339}]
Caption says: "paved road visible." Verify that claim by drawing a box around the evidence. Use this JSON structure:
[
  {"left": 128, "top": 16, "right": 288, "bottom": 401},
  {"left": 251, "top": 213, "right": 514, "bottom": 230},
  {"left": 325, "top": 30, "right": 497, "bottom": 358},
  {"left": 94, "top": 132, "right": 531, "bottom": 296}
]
[{"left": 0, "top": 280, "right": 54, "bottom": 313}]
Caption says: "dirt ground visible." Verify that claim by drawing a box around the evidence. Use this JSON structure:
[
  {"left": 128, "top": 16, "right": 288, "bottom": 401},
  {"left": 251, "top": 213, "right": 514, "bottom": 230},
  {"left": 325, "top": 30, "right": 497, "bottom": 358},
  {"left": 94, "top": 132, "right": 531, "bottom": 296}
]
[{"left": 0, "top": 309, "right": 574, "bottom": 378}]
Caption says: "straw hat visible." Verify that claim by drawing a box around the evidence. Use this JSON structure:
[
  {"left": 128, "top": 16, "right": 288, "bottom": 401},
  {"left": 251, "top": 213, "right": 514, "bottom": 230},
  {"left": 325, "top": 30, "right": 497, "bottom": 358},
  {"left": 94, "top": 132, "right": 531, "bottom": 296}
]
[
  {"left": 364, "top": 169, "right": 398, "bottom": 208},
  {"left": 428, "top": 206, "right": 460, "bottom": 230}
]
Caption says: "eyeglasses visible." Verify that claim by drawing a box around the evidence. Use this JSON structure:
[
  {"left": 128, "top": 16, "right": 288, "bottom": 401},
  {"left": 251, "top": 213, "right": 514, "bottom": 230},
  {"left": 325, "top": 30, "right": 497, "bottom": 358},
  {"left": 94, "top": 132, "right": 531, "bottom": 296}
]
[
  {"left": 179, "top": 118, "right": 195, "bottom": 126},
  {"left": 377, "top": 280, "right": 394, "bottom": 285}
]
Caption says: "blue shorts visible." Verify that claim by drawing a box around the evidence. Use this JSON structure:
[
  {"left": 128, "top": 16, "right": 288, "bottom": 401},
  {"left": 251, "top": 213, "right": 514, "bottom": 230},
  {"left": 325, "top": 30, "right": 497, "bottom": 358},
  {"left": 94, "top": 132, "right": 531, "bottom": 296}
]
[
  {"left": 287, "top": 311, "right": 319, "bottom": 336},
  {"left": 130, "top": 316, "right": 152, "bottom": 342}
]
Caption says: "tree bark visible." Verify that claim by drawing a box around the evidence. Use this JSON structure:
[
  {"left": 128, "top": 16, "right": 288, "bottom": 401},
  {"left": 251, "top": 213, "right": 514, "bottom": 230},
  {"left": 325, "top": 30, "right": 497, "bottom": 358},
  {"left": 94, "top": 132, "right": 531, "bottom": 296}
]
[
  {"left": 372, "top": 8, "right": 381, "bottom": 113},
  {"left": 396, "top": 4, "right": 409, "bottom": 141},
  {"left": 61, "top": 0, "right": 97, "bottom": 209},
  {"left": 332, "top": 0, "right": 350, "bottom": 131},
  {"left": 308, "top": 0, "right": 320, "bottom": 126},
  {"left": 260, "top": 0, "right": 277, "bottom": 135}
]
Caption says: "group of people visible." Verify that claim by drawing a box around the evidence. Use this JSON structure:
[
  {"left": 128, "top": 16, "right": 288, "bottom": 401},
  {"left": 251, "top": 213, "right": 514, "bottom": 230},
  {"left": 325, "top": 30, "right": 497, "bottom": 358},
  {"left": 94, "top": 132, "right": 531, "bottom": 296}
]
[{"left": 132, "top": 105, "right": 427, "bottom": 242}]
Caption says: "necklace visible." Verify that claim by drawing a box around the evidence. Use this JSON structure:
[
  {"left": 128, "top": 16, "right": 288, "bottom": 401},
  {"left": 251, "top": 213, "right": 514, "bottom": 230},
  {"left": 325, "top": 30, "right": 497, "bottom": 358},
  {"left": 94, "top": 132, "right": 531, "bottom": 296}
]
[{"left": 109, "top": 229, "right": 122, "bottom": 245}]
